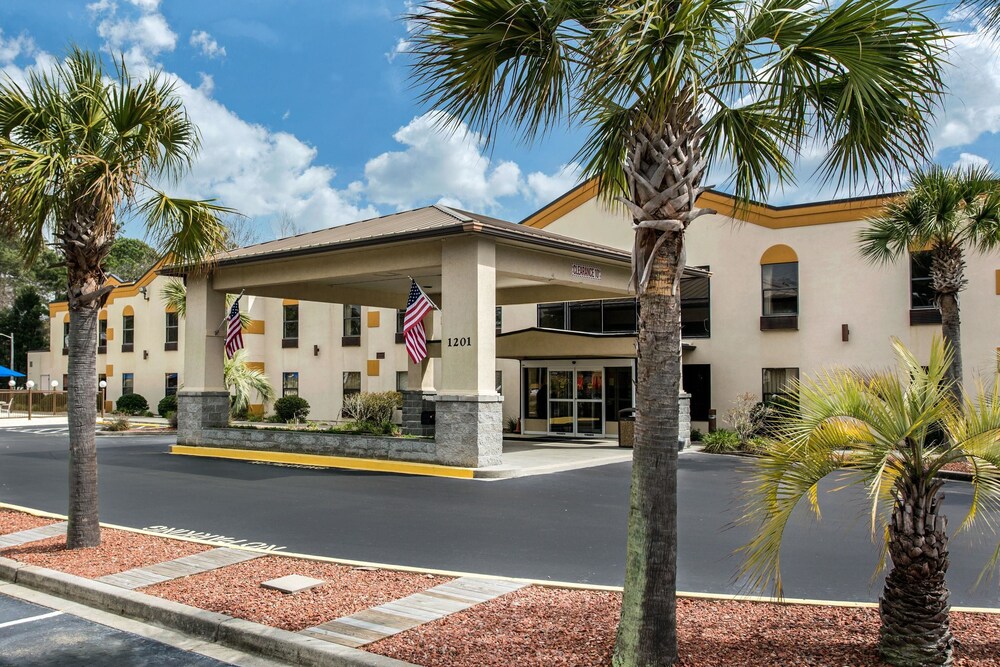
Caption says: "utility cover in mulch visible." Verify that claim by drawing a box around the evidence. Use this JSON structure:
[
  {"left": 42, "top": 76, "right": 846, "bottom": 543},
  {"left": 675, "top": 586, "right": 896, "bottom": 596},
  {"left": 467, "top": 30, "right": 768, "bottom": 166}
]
[
  {"left": 0, "top": 509, "right": 56, "bottom": 534},
  {"left": 142, "top": 556, "right": 449, "bottom": 631},
  {"left": 368, "top": 587, "right": 1000, "bottom": 667},
  {"left": 1, "top": 527, "right": 210, "bottom": 578}
]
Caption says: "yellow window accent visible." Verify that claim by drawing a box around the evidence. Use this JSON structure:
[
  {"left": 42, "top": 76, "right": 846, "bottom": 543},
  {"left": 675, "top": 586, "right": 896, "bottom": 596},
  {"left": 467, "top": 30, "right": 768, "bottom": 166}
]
[
  {"left": 282, "top": 298, "right": 299, "bottom": 306},
  {"left": 248, "top": 404, "right": 264, "bottom": 417},
  {"left": 243, "top": 319, "right": 266, "bottom": 335},
  {"left": 367, "top": 360, "right": 380, "bottom": 377},
  {"left": 367, "top": 311, "right": 380, "bottom": 328},
  {"left": 63, "top": 312, "right": 70, "bottom": 323},
  {"left": 245, "top": 361, "right": 265, "bottom": 373},
  {"left": 760, "top": 244, "right": 798, "bottom": 265},
  {"left": 995, "top": 270, "right": 1000, "bottom": 295},
  {"left": 98, "top": 310, "right": 108, "bottom": 321},
  {"left": 50, "top": 302, "right": 69, "bottom": 317},
  {"left": 105, "top": 364, "right": 114, "bottom": 377},
  {"left": 106, "top": 327, "right": 114, "bottom": 342},
  {"left": 122, "top": 305, "right": 135, "bottom": 316},
  {"left": 165, "top": 304, "right": 177, "bottom": 313},
  {"left": 104, "top": 400, "right": 114, "bottom": 412}
]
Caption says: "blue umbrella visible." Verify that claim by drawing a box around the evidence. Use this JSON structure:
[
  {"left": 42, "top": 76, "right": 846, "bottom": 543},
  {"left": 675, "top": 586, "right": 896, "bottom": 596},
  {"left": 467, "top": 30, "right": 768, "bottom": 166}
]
[{"left": 0, "top": 365, "right": 25, "bottom": 378}]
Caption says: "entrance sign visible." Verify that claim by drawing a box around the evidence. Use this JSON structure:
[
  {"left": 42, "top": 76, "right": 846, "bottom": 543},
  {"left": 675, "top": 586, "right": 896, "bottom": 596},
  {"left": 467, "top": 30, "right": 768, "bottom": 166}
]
[{"left": 571, "top": 264, "right": 602, "bottom": 280}]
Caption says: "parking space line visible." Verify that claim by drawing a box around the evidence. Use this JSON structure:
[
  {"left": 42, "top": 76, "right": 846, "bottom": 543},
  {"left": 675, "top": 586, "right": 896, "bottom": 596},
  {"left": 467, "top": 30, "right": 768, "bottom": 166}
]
[{"left": 0, "top": 610, "right": 63, "bottom": 630}]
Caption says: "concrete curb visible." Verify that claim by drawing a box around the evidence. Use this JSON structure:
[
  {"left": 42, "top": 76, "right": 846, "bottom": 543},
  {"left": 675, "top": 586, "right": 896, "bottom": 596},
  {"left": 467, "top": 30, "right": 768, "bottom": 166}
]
[{"left": 0, "top": 556, "right": 415, "bottom": 667}]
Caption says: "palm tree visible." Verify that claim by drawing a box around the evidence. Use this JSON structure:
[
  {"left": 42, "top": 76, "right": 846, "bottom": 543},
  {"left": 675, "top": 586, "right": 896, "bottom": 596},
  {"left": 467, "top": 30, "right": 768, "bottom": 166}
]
[
  {"left": 740, "top": 338, "right": 1000, "bottom": 666},
  {"left": 224, "top": 350, "right": 276, "bottom": 418},
  {"left": 161, "top": 280, "right": 270, "bottom": 415},
  {"left": 408, "top": 1, "right": 945, "bottom": 663},
  {"left": 960, "top": 0, "right": 1000, "bottom": 35},
  {"left": 859, "top": 165, "right": 1000, "bottom": 400},
  {"left": 0, "top": 49, "right": 233, "bottom": 549}
]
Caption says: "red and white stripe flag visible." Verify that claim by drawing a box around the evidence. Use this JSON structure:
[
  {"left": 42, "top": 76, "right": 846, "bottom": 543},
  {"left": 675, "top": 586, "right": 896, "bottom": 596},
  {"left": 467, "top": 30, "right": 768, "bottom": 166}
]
[
  {"left": 403, "top": 280, "right": 435, "bottom": 364},
  {"left": 225, "top": 297, "right": 244, "bottom": 359}
]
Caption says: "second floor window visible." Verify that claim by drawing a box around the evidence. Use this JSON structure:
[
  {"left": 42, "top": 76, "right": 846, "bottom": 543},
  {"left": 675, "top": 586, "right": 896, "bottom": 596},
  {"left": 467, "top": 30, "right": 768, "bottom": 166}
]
[
  {"left": 165, "top": 312, "right": 179, "bottom": 345},
  {"left": 910, "top": 251, "right": 936, "bottom": 309},
  {"left": 344, "top": 304, "right": 361, "bottom": 337},
  {"left": 98, "top": 319, "right": 108, "bottom": 352},
  {"left": 122, "top": 315, "right": 134, "bottom": 348},
  {"left": 282, "top": 372, "right": 299, "bottom": 397},
  {"left": 63, "top": 322, "right": 70, "bottom": 351},
  {"left": 283, "top": 304, "right": 299, "bottom": 340},
  {"left": 761, "top": 262, "right": 798, "bottom": 317}
]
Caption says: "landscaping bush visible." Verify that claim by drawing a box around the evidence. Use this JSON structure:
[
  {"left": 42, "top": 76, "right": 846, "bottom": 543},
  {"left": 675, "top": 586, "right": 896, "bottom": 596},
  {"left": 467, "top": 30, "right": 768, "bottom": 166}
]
[
  {"left": 165, "top": 411, "right": 178, "bottom": 429},
  {"left": 157, "top": 395, "right": 177, "bottom": 417},
  {"left": 274, "top": 395, "right": 310, "bottom": 422},
  {"left": 115, "top": 393, "right": 149, "bottom": 416},
  {"left": 103, "top": 416, "right": 131, "bottom": 431},
  {"left": 690, "top": 428, "right": 703, "bottom": 442},
  {"left": 727, "top": 393, "right": 770, "bottom": 444},
  {"left": 342, "top": 391, "right": 401, "bottom": 428},
  {"left": 701, "top": 429, "right": 741, "bottom": 453}
]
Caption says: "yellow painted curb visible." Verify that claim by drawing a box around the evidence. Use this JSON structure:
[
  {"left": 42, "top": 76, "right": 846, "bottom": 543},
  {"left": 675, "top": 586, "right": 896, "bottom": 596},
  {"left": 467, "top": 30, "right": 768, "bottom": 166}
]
[
  {"left": 3, "top": 501, "right": 999, "bottom": 614},
  {"left": 169, "top": 444, "right": 475, "bottom": 479}
]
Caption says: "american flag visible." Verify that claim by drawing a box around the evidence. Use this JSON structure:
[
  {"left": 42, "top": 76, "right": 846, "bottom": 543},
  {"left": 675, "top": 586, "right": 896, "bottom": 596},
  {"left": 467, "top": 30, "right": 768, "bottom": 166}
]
[
  {"left": 225, "top": 297, "right": 244, "bottom": 359},
  {"left": 403, "top": 280, "right": 434, "bottom": 364}
]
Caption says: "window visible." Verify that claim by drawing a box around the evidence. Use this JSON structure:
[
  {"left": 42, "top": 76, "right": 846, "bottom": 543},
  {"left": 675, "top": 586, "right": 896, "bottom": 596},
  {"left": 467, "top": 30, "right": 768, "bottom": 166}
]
[
  {"left": 281, "top": 372, "right": 299, "bottom": 397},
  {"left": 522, "top": 367, "right": 547, "bottom": 419},
  {"left": 396, "top": 371, "right": 408, "bottom": 392},
  {"left": 496, "top": 306, "right": 502, "bottom": 333},
  {"left": 164, "top": 372, "right": 178, "bottom": 397},
  {"left": 98, "top": 319, "right": 107, "bottom": 354},
  {"left": 343, "top": 304, "right": 361, "bottom": 346},
  {"left": 63, "top": 321, "right": 70, "bottom": 354},
  {"left": 122, "top": 314, "right": 134, "bottom": 351},
  {"left": 496, "top": 370, "right": 503, "bottom": 396},
  {"left": 762, "top": 262, "right": 798, "bottom": 317},
  {"left": 569, "top": 301, "right": 602, "bottom": 332},
  {"left": 910, "top": 251, "right": 936, "bottom": 309},
  {"left": 395, "top": 309, "right": 405, "bottom": 344},
  {"left": 538, "top": 303, "right": 566, "bottom": 329},
  {"left": 282, "top": 304, "right": 299, "bottom": 346},
  {"left": 762, "top": 368, "right": 799, "bottom": 407},
  {"left": 605, "top": 366, "right": 633, "bottom": 422},
  {"left": 165, "top": 311, "right": 179, "bottom": 350},
  {"left": 343, "top": 371, "right": 361, "bottom": 405},
  {"left": 680, "top": 271, "right": 711, "bottom": 338},
  {"left": 122, "top": 373, "right": 134, "bottom": 396},
  {"left": 537, "top": 300, "right": 639, "bottom": 334},
  {"left": 602, "top": 299, "right": 638, "bottom": 334}
]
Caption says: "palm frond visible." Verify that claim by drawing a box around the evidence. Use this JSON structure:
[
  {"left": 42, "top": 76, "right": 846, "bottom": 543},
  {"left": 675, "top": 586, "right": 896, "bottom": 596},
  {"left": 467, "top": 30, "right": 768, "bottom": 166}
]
[
  {"left": 159, "top": 280, "right": 187, "bottom": 319},
  {"left": 138, "top": 192, "right": 233, "bottom": 275},
  {"left": 224, "top": 349, "right": 276, "bottom": 416}
]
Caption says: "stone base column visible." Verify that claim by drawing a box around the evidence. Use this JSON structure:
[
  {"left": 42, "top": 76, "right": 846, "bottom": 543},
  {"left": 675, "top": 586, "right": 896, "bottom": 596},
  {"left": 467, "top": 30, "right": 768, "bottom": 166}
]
[
  {"left": 434, "top": 394, "right": 502, "bottom": 467},
  {"left": 402, "top": 390, "right": 436, "bottom": 437},
  {"left": 678, "top": 391, "right": 691, "bottom": 451},
  {"left": 177, "top": 390, "right": 230, "bottom": 444}
]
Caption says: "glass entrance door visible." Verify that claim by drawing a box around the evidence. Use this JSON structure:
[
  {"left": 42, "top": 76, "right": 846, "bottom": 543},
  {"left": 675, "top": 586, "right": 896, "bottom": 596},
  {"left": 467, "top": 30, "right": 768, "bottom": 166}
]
[{"left": 546, "top": 368, "right": 604, "bottom": 435}]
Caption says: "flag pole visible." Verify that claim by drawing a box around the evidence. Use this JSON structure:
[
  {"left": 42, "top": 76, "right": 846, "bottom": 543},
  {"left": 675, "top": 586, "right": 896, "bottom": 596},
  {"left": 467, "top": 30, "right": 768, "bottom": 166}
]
[
  {"left": 406, "top": 276, "right": 439, "bottom": 310},
  {"left": 213, "top": 289, "right": 246, "bottom": 336}
]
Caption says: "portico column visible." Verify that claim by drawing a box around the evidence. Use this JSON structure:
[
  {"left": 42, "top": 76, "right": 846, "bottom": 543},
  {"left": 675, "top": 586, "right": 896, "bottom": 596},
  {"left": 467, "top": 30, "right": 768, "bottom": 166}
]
[
  {"left": 176, "top": 275, "right": 229, "bottom": 444},
  {"left": 435, "top": 236, "right": 502, "bottom": 467}
]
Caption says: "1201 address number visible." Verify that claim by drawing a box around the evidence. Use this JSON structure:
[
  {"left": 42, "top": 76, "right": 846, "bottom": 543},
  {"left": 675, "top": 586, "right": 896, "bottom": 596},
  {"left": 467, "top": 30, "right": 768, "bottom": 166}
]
[{"left": 447, "top": 337, "right": 472, "bottom": 347}]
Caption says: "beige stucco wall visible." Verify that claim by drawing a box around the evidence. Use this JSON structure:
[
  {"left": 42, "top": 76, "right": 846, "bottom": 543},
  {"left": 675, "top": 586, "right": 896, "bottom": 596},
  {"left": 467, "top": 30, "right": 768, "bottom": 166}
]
[{"left": 538, "top": 196, "right": 1000, "bottom": 427}]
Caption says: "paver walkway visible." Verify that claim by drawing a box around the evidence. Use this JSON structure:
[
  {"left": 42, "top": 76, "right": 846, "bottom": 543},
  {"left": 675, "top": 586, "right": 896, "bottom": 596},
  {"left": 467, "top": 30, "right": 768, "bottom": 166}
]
[
  {"left": 0, "top": 522, "right": 66, "bottom": 549},
  {"left": 300, "top": 576, "right": 527, "bottom": 648},
  {"left": 97, "top": 547, "right": 261, "bottom": 589}
]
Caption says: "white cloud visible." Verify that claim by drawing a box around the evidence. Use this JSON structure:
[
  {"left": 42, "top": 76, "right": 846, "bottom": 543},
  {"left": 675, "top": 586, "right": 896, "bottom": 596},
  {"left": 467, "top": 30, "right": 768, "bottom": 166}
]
[
  {"left": 190, "top": 30, "right": 226, "bottom": 58},
  {"left": 385, "top": 37, "right": 411, "bottom": 63},
  {"left": 525, "top": 163, "right": 583, "bottom": 205},
  {"left": 127, "top": 0, "right": 161, "bottom": 10},
  {"left": 952, "top": 152, "right": 990, "bottom": 170},
  {"left": 932, "top": 28, "right": 1000, "bottom": 151},
  {"left": 364, "top": 111, "right": 523, "bottom": 211},
  {"left": 91, "top": 2, "right": 177, "bottom": 56}
]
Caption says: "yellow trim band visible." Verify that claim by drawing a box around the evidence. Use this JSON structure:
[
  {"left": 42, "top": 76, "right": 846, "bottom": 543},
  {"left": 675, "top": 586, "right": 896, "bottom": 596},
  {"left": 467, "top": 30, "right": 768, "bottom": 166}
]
[{"left": 169, "top": 444, "right": 474, "bottom": 479}]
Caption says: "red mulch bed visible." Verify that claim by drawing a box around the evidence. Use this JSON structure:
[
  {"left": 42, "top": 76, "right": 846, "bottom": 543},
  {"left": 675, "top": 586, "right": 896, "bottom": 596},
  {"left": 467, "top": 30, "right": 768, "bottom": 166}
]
[
  {"left": 369, "top": 587, "right": 1000, "bottom": 667},
  {"left": 1, "top": 527, "right": 210, "bottom": 578},
  {"left": 142, "top": 556, "right": 449, "bottom": 631},
  {"left": 0, "top": 509, "right": 56, "bottom": 534}
]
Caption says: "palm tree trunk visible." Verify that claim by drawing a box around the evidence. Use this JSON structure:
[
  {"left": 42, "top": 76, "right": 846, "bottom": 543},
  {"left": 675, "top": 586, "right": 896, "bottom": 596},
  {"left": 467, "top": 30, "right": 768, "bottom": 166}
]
[
  {"left": 614, "top": 238, "right": 683, "bottom": 667},
  {"left": 879, "top": 476, "right": 953, "bottom": 666},
  {"left": 930, "top": 246, "right": 966, "bottom": 402},
  {"left": 63, "top": 213, "right": 111, "bottom": 550}
]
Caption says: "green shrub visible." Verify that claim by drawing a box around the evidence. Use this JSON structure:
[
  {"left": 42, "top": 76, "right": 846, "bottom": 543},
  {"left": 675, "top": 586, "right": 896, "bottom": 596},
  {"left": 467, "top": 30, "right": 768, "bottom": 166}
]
[
  {"left": 701, "top": 429, "right": 740, "bottom": 453},
  {"left": 165, "top": 411, "right": 178, "bottom": 429},
  {"left": 274, "top": 395, "right": 310, "bottom": 422},
  {"left": 338, "top": 420, "right": 398, "bottom": 436},
  {"left": 690, "top": 428, "right": 703, "bottom": 442},
  {"left": 116, "top": 393, "right": 149, "bottom": 416},
  {"left": 103, "top": 416, "right": 131, "bottom": 431},
  {"left": 157, "top": 395, "right": 177, "bottom": 417},
  {"left": 342, "top": 391, "right": 401, "bottom": 429}
]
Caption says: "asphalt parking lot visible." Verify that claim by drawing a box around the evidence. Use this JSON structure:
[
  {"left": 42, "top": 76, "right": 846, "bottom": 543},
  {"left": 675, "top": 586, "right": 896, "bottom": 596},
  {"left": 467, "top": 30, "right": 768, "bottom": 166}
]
[{"left": 0, "top": 591, "right": 233, "bottom": 666}]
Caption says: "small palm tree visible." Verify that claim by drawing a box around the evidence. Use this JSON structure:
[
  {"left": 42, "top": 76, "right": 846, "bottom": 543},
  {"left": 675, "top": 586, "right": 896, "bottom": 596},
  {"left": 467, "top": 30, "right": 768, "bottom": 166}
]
[
  {"left": 740, "top": 338, "right": 1000, "bottom": 666},
  {"left": 859, "top": 165, "right": 1000, "bottom": 400},
  {"left": 224, "top": 349, "right": 276, "bottom": 418},
  {"left": 0, "top": 49, "right": 233, "bottom": 548},
  {"left": 409, "top": 1, "right": 945, "bottom": 662},
  {"left": 161, "top": 281, "right": 269, "bottom": 415}
]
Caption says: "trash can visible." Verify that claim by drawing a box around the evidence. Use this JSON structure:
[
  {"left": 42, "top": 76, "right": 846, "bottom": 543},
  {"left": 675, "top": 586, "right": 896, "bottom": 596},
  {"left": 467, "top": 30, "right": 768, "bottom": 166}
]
[{"left": 618, "top": 408, "right": 636, "bottom": 448}]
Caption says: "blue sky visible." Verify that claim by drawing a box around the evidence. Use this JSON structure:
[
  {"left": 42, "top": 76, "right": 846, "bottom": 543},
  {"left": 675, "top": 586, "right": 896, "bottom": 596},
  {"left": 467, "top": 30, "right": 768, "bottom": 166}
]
[{"left": 0, "top": 1, "right": 998, "bottom": 242}]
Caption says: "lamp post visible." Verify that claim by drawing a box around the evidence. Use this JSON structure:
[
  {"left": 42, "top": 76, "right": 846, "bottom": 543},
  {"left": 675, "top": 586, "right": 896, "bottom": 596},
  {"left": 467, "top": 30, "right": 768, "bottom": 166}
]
[
  {"left": 51, "top": 380, "right": 59, "bottom": 416},
  {"left": 25, "top": 380, "right": 34, "bottom": 420},
  {"left": 99, "top": 380, "right": 107, "bottom": 419}
]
